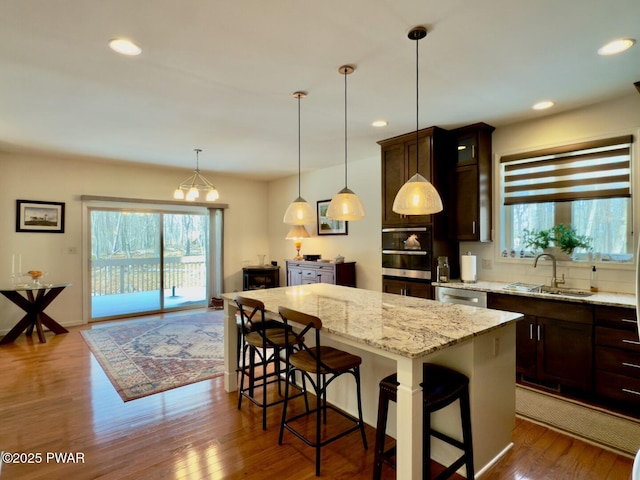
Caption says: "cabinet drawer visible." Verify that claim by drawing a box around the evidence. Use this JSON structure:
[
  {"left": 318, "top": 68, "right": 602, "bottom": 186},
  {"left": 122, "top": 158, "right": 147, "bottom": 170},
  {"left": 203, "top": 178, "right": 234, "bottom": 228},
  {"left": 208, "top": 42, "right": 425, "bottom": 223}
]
[
  {"left": 302, "top": 270, "right": 317, "bottom": 278},
  {"left": 596, "top": 326, "right": 640, "bottom": 352},
  {"left": 595, "top": 370, "right": 640, "bottom": 405},
  {"left": 596, "top": 346, "right": 640, "bottom": 378},
  {"left": 595, "top": 305, "right": 637, "bottom": 330}
]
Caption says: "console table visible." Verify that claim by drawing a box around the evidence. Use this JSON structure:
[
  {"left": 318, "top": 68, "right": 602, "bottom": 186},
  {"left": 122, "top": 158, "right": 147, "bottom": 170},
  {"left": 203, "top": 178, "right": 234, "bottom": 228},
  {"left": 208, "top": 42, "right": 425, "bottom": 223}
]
[
  {"left": 286, "top": 260, "right": 356, "bottom": 287},
  {"left": 0, "top": 283, "right": 71, "bottom": 344}
]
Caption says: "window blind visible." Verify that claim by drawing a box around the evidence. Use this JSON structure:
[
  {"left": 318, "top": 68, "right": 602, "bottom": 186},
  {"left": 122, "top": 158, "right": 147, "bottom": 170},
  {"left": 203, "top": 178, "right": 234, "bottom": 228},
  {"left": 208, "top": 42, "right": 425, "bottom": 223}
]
[{"left": 501, "top": 135, "right": 633, "bottom": 205}]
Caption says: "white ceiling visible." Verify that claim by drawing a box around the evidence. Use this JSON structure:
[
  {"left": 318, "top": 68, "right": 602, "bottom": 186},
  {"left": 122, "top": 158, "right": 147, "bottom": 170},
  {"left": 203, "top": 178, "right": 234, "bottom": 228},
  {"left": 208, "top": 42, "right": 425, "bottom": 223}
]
[{"left": 1, "top": 0, "right": 639, "bottom": 180}]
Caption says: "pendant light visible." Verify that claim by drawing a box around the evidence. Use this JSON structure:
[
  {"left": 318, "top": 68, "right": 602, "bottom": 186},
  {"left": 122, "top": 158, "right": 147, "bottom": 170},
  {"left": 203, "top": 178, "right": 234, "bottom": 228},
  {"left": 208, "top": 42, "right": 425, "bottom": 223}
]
[
  {"left": 326, "top": 65, "right": 366, "bottom": 221},
  {"left": 392, "top": 27, "right": 443, "bottom": 215},
  {"left": 283, "top": 91, "right": 315, "bottom": 225},
  {"left": 173, "top": 148, "right": 219, "bottom": 202}
]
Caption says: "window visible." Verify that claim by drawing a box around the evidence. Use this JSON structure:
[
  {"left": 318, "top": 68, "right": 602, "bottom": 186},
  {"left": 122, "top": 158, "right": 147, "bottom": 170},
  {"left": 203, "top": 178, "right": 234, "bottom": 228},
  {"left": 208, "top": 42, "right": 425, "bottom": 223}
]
[{"left": 500, "top": 135, "right": 633, "bottom": 261}]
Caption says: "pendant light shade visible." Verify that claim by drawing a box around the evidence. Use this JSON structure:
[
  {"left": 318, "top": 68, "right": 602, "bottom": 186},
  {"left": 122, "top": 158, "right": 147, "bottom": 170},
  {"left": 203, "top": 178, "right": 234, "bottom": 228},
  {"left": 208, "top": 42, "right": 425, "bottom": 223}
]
[
  {"left": 392, "top": 26, "right": 443, "bottom": 216},
  {"left": 173, "top": 148, "right": 219, "bottom": 202},
  {"left": 327, "top": 65, "right": 365, "bottom": 221},
  {"left": 283, "top": 91, "right": 315, "bottom": 225}
]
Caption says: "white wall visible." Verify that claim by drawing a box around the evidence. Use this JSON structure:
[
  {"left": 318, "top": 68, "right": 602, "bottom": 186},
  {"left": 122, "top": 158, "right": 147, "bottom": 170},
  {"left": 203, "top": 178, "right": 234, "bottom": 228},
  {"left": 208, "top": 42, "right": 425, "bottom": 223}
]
[{"left": 0, "top": 152, "right": 270, "bottom": 333}]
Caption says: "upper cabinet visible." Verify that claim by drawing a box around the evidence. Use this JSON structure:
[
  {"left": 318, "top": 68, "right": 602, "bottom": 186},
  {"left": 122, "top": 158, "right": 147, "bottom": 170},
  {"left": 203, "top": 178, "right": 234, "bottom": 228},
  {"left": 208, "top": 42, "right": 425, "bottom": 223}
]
[
  {"left": 450, "top": 122, "right": 495, "bottom": 242},
  {"left": 378, "top": 126, "right": 453, "bottom": 227}
]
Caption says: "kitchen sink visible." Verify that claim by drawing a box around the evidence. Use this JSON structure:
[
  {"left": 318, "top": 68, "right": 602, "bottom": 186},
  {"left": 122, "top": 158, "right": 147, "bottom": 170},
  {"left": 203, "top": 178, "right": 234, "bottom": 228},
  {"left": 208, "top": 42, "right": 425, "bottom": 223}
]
[
  {"left": 540, "top": 286, "right": 594, "bottom": 297},
  {"left": 503, "top": 282, "right": 594, "bottom": 297}
]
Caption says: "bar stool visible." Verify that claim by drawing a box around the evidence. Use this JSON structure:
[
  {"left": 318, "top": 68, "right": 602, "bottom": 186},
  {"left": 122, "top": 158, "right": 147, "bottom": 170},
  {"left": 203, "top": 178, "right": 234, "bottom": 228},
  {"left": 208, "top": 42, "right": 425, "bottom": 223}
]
[
  {"left": 235, "top": 295, "right": 305, "bottom": 430},
  {"left": 372, "top": 373, "right": 399, "bottom": 480},
  {"left": 372, "top": 364, "right": 474, "bottom": 480},
  {"left": 278, "top": 306, "right": 368, "bottom": 477}
]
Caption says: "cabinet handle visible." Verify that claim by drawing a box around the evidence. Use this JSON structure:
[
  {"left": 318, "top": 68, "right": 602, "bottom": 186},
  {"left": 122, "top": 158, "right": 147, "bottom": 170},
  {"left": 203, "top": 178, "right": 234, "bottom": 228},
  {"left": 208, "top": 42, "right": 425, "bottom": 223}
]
[
  {"left": 472, "top": 144, "right": 476, "bottom": 159},
  {"left": 622, "top": 388, "right": 640, "bottom": 396},
  {"left": 537, "top": 325, "right": 542, "bottom": 342},
  {"left": 472, "top": 221, "right": 476, "bottom": 235},
  {"left": 622, "top": 362, "right": 640, "bottom": 369},
  {"left": 529, "top": 324, "right": 533, "bottom": 340},
  {"left": 622, "top": 319, "right": 637, "bottom": 324},
  {"left": 622, "top": 339, "right": 640, "bottom": 346}
]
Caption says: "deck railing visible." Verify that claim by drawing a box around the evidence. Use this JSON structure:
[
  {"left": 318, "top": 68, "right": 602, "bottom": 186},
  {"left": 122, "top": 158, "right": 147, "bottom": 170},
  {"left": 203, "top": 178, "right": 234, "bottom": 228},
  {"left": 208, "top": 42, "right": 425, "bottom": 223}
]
[{"left": 91, "top": 256, "right": 206, "bottom": 296}]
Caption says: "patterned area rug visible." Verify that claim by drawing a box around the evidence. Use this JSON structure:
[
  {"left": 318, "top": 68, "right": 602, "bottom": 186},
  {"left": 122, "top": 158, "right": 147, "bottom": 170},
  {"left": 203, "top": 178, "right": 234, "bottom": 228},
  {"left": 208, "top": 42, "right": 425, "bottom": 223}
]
[
  {"left": 516, "top": 384, "right": 640, "bottom": 456},
  {"left": 81, "top": 311, "right": 225, "bottom": 402}
]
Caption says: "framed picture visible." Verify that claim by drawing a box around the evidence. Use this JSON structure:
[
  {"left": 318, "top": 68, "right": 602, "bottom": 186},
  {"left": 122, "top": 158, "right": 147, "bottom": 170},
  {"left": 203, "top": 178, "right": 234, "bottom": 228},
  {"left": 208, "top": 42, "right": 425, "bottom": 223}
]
[
  {"left": 16, "top": 200, "right": 65, "bottom": 233},
  {"left": 317, "top": 199, "right": 348, "bottom": 236}
]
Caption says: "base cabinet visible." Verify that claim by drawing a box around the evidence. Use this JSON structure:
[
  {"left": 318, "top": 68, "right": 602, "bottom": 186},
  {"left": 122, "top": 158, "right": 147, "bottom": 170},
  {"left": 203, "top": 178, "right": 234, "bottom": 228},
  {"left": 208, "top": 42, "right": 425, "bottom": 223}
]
[
  {"left": 488, "top": 293, "right": 593, "bottom": 392},
  {"left": 595, "top": 306, "right": 640, "bottom": 410},
  {"left": 382, "top": 277, "right": 432, "bottom": 299},
  {"left": 286, "top": 261, "right": 356, "bottom": 287}
]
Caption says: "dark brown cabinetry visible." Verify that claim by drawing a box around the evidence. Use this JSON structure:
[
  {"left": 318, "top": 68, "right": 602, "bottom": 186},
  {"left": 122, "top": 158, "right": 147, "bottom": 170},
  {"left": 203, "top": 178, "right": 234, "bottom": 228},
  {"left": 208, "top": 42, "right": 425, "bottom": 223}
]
[
  {"left": 382, "top": 277, "right": 432, "bottom": 299},
  {"left": 450, "top": 123, "right": 494, "bottom": 241},
  {"left": 378, "top": 127, "right": 459, "bottom": 294},
  {"left": 488, "top": 293, "right": 593, "bottom": 392},
  {"left": 242, "top": 266, "right": 280, "bottom": 291},
  {"left": 594, "top": 306, "right": 640, "bottom": 409},
  {"left": 286, "top": 260, "right": 356, "bottom": 287},
  {"left": 378, "top": 126, "right": 453, "bottom": 227}
]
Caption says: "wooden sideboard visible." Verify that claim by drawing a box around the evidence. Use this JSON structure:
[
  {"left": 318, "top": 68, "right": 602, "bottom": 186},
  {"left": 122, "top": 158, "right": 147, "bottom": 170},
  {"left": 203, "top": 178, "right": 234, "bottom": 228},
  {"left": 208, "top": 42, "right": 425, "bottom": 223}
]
[{"left": 286, "top": 260, "right": 356, "bottom": 287}]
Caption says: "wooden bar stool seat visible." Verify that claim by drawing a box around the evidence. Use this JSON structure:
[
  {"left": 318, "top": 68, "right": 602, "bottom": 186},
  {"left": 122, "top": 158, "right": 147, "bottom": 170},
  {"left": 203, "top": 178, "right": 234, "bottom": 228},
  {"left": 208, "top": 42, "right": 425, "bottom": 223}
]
[{"left": 372, "top": 364, "right": 474, "bottom": 480}]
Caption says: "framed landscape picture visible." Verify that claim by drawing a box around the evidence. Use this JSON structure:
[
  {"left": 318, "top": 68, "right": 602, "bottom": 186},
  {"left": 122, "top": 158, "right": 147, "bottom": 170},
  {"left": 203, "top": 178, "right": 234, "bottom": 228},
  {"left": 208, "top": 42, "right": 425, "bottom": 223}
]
[
  {"left": 16, "top": 200, "right": 65, "bottom": 233},
  {"left": 317, "top": 199, "right": 348, "bottom": 236}
]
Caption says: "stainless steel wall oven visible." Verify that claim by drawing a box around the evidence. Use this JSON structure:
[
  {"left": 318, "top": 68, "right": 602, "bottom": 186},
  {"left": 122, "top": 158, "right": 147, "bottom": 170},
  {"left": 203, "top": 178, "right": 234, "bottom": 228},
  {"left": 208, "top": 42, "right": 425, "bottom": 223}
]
[{"left": 381, "top": 226, "right": 432, "bottom": 280}]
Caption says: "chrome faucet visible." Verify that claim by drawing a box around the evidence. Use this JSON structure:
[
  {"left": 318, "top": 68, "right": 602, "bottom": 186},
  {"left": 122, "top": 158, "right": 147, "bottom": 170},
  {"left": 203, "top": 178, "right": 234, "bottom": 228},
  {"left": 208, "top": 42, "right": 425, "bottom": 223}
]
[{"left": 534, "top": 253, "right": 565, "bottom": 289}]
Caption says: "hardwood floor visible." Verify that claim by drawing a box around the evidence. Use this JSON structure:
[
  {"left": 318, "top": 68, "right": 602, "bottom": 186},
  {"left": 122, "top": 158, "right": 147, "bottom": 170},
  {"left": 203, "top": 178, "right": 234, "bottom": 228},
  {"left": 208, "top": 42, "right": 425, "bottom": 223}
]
[{"left": 0, "top": 317, "right": 634, "bottom": 479}]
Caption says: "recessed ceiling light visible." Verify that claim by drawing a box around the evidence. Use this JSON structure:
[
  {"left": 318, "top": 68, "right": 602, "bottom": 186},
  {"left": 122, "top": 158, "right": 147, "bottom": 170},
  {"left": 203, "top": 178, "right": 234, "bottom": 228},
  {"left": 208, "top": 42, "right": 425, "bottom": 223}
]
[
  {"left": 109, "top": 38, "right": 142, "bottom": 56},
  {"left": 372, "top": 120, "right": 388, "bottom": 127},
  {"left": 533, "top": 100, "right": 554, "bottom": 110},
  {"left": 598, "top": 38, "right": 635, "bottom": 56}
]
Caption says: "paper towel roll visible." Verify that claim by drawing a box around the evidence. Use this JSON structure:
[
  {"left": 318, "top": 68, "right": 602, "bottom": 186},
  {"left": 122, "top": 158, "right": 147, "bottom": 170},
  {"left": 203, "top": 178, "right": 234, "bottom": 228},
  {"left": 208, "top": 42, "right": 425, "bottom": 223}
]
[{"left": 461, "top": 254, "right": 477, "bottom": 283}]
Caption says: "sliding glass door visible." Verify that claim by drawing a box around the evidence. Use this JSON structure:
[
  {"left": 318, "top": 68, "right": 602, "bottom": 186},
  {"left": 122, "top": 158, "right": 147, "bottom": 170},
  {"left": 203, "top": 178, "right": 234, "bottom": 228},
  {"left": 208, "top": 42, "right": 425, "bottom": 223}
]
[
  {"left": 162, "top": 213, "right": 208, "bottom": 311},
  {"left": 90, "top": 208, "right": 209, "bottom": 320}
]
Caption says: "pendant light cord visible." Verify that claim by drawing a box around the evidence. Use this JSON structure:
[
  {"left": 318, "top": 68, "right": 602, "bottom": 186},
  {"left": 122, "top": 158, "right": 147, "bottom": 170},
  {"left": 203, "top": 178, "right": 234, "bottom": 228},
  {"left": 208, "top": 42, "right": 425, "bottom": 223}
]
[
  {"left": 195, "top": 148, "right": 202, "bottom": 172},
  {"left": 344, "top": 68, "right": 348, "bottom": 188},
  {"left": 297, "top": 94, "right": 301, "bottom": 197},
  {"left": 415, "top": 31, "right": 420, "bottom": 174}
]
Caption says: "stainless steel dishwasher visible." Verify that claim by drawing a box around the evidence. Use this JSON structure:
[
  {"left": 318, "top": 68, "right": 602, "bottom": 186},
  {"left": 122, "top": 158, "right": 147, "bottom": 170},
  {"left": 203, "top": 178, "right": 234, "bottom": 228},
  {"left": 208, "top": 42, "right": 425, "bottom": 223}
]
[{"left": 435, "top": 285, "right": 487, "bottom": 308}]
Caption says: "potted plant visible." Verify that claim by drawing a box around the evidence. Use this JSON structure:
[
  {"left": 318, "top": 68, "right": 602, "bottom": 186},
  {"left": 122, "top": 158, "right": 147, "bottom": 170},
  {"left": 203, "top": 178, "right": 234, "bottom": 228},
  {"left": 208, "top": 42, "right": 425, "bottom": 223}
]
[{"left": 523, "top": 224, "right": 592, "bottom": 259}]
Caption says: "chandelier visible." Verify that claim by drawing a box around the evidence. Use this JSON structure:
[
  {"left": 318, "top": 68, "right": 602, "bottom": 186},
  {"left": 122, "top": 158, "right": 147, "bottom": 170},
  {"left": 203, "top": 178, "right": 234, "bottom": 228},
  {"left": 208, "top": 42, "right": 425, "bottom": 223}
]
[{"left": 173, "top": 148, "right": 219, "bottom": 202}]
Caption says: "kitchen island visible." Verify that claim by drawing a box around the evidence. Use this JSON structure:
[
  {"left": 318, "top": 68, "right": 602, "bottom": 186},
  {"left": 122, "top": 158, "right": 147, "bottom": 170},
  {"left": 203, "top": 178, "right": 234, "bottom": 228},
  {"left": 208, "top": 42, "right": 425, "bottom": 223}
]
[{"left": 221, "top": 283, "right": 522, "bottom": 479}]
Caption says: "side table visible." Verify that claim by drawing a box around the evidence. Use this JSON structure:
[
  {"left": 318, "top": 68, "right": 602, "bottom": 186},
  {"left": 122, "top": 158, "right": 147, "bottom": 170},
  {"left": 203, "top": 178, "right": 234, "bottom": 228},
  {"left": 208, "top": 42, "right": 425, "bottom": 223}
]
[{"left": 0, "top": 283, "right": 71, "bottom": 344}]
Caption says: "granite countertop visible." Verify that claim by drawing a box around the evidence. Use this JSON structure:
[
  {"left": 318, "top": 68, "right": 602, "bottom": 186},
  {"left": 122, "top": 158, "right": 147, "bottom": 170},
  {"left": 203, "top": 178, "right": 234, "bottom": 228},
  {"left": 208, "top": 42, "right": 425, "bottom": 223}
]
[
  {"left": 222, "top": 283, "right": 521, "bottom": 359},
  {"left": 434, "top": 281, "right": 636, "bottom": 308}
]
